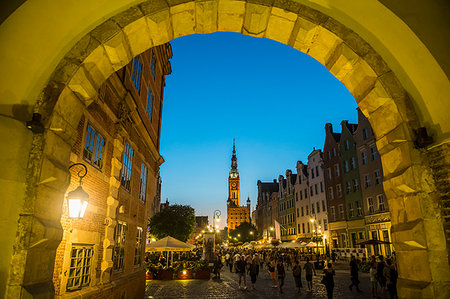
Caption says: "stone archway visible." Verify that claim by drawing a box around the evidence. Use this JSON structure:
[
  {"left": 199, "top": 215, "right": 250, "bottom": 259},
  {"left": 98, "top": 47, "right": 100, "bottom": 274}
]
[{"left": 1, "top": 0, "right": 449, "bottom": 298}]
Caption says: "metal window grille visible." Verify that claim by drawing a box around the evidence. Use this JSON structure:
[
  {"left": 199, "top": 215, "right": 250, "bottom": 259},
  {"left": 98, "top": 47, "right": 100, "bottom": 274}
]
[
  {"left": 121, "top": 142, "right": 134, "bottom": 190},
  {"left": 83, "top": 124, "right": 104, "bottom": 168},
  {"left": 132, "top": 56, "right": 143, "bottom": 93},
  {"left": 139, "top": 164, "right": 148, "bottom": 202},
  {"left": 66, "top": 245, "right": 93, "bottom": 291},
  {"left": 113, "top": 222, "right": 127, "bottom": 271}
]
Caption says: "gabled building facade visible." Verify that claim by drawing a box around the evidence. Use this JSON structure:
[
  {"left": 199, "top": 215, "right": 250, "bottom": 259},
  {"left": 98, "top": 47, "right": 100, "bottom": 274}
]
[
  {"left": 295, "top": 161, "right": 311, "bottom": 240},
  {"left": 278, "top": 170, "right": 297, "bottom": 241},
  {"left": 256, "top": 180, "right": 279, "bottom": 240},
  {"left": 354, "top": 109, "right": 392, "bottom": 256}
]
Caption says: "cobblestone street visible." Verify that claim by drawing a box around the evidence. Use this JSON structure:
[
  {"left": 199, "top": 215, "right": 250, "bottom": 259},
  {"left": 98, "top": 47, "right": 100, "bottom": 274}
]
[{"left": 146, "top": 264, "right": 386, "bottom": 299}]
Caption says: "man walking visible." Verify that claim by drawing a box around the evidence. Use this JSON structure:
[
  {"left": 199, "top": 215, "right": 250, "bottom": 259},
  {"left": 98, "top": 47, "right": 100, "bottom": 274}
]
[
  {"left": 236, "top": 255, "right": 247, "bottom": 290},
  {"left": 303, "top": 257, "right": 316, "bottom": 292},
  {"left": 349, "top": 255, "right": 362, "bottom": 292}
]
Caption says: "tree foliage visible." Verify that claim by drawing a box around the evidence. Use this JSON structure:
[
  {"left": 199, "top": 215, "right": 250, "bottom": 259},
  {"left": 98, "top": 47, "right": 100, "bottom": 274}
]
[
  {"left": 229, "top": 222, "right": 258, "bottom": 243},
  {"left": 148, "top": 204, "right": 195, "bottom": 242}
]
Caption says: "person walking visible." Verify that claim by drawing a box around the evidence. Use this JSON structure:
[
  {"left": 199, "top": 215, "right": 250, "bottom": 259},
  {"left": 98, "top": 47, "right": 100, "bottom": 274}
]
[
  {"left": 369, "top": 262, "right": 378, "bottom": 298},
  {"left": 384, "top": 259, "right": 398, "bottom": 299},
  {"left": 276, "top": 258, "right": 286, "bottom": 294},
  {"left": 323, "top": 263, "right": 336, "bottom": 299},
  {"left": 268, "top": 256, "right": 277, "bottom": 288},
  {"left": 213, "top": 255, "right": 223, "bottom": 279},
  {"left": 292, "top": 260, "right": 303, "bottom": 293},
  {"left": 303, "top": 257, "right": 316, "bottom": 292},
  {"left": 236, "top": 255, "right": 247, "bottom": 290},
  {"left": 377, "top": 255, "right": 386, "bottom": 295},
  {"left": 249, "top": 258, "right": 259, "bottom": 290},
  {"left": 232, "top": 252, "right": 240, "bottom": 273},
  {"left": 349, "top": 256, "right": 362, "bottom": 292}
]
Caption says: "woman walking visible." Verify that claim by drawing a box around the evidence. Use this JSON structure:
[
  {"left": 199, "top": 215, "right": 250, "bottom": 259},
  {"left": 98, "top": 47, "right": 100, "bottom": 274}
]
[
  {"left": 268, "top": 256, "right": 277, "bottom": 288},
  {"left": 276, "top": 258, "right": 286, "bottom": 294},
  {"left": 249, "top": 258, "right": 259, "bottom": 290},
  {"left": 323, "top": 263, "right": 336, "bottom": 299},
  {"left": 292, "top": 260, "right": 303, "bottom": 293}
]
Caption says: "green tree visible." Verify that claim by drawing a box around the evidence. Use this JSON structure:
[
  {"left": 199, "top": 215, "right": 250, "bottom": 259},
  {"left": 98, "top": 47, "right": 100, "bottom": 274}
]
[
  {"left": 148, "top": 204, "right": 195, "bottom": 242},
  {"left": 229, "top": 222, "right": 258, "bottom": 243}
]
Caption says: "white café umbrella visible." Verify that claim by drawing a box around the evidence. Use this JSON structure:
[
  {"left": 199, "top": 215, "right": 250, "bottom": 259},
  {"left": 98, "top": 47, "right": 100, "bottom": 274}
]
[{"left": 146, "top": 236, "right": 195, "bottom": 267}]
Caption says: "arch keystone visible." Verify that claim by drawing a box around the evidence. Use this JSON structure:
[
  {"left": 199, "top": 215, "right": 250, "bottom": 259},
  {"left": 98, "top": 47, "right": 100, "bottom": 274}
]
[
  {"left": 243, "top": 3, "right": 271, "bottom": 37},
  {"left": 218, "top": 0, "right": 245, "bottom": 32},
  {"left": 170, "top": 2, "right": 196, "bottom": 38},
  {"left": 195, "top": 1, "right": 219, "bottom": 34}
]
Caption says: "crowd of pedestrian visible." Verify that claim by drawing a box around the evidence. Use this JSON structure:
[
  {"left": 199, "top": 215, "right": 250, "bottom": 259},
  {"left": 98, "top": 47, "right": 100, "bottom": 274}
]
[{"left": 210, "top": 248, "right": 398, "bottom": 299}]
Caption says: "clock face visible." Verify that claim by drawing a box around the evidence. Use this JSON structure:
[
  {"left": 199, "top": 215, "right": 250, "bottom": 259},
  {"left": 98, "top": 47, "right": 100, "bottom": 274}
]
[{"left": 231, "top": 182, "right": 237, "bottom": 188}]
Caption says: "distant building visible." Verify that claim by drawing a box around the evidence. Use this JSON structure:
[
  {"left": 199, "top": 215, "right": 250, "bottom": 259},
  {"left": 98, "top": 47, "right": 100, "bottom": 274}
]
[
  {"left": 295, "top": 161, "right": 311, "bottom": 240},
  {"left": 226, "top": 140, "right": 250, "bottom": 232},
  {"left": 278, "top": 170, "right": 297, "bottom": 241},
  {"left": 340, "top": 121, "right": 366, "bottom": 248},
  {"left": 196, "top": 216, "right": 209, "bottom": 230},
  {"left": 323, "top": 123, "right": 348, "bottom": 248},
  {"left": 354, "top": 108, "right": 392, "bottom": 256},
  {"left": 160, "top": 198, "right": 170, "bottom": 211},
  {"left": 256, "top": 179, "right": 279, "bottom": 240}
]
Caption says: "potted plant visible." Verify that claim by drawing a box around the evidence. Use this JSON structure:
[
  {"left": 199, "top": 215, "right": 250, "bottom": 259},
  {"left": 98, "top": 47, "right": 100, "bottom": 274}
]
[
  {"left": 193, "top": 259, "right": 210, "bottom": 279},
  {"left": 159, "top": 266, "right": 174, "bottom": 280}
]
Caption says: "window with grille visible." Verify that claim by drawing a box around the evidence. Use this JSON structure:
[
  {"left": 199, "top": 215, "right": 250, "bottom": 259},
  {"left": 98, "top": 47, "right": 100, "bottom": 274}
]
[
  {"left": 113, "top": 222, "right": 127, "bottom": 271},
  {"left": 66, "top": 245, "right": 93, "bottom": 291},
  {"left": 356, "top": 201, "right": 362, "bottom": 216},
  {"left": 335, "top": 164, "right": 340, "bottom": 177},
  {"left": 83, "top": 124, "right": 105, "bottom": 169},
  {"left": 146, "top": 88, "right": 153, "bottom": 121},
  {"left": 339, "top": 205, "right": 344, "bottom": 219},
  {"left": 134, "top": 227, "right": 143, "bottom": 266},
  {"left": 121, "top": 142, "right": 134, "bottom": 191},
  {"left": 346, "top": 181, "right": 352, "bottom": 194},
  {"left": 364, "top": 174, "right": 371, "bottom": 188},
  {"left": 368, "top": 197, "right": 374, "bottom": 214},
  {"left": 371, "top": 146, "right": 378, "bottom": 160},
  {"left": 349, "top": 203, "right": 354, "bottom": 218},
  {"left": 351, "top": 157, "right": 357, "bottom": 169},
  {"left": 353, "top": 179, "right": 359, "bottom": 191},
  {"left": 374, "top": 170, "right": 382, "bottom": 185},
  {"left": 378, "top": 194, "right": 385, "bottom": 211},
  {"left": 150, "top": 53, "right": 157, "bottom": 78},
  {"left": 139, "top": 164, "right": 148, "bottom": 202},
  {"left": 361, "top": 151, "right": 367, "bottom": 165},
  {"left": 132, "top": 56, "right": 143, "bottom": 93},
  {"left": 336, "top": 184, "right": 342, "bottom": 197}
]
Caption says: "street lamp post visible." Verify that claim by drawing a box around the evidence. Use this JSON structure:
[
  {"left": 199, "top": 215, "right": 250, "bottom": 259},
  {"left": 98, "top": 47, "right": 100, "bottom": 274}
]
[
  {"left": 67, "top": 163, "right": 89, "bottom": 219},
  {"left": 310, "top": 218, "right": 318, "bottom": 256}
]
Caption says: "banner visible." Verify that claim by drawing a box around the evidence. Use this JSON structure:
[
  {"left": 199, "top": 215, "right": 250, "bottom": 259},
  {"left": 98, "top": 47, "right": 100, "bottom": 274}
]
[{"left": 331, "top": 247, "right": 367, "bottom": 259}]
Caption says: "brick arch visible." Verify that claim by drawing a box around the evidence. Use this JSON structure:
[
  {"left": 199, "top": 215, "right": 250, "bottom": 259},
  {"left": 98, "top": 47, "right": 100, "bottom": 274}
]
[{"left": 10, "top": 0, "right": 448, "bottom": 298}]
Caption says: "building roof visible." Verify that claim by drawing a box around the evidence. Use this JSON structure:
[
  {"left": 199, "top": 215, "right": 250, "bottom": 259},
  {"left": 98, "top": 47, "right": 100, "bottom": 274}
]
[{"left": 258, "top": 181, "right": 279, "bottom": 193}]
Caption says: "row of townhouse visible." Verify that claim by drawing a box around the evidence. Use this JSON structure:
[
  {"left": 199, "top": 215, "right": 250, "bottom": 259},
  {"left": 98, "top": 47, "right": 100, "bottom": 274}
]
[{"left": 255, "top": 109, "right": 393, "bottom": 257}]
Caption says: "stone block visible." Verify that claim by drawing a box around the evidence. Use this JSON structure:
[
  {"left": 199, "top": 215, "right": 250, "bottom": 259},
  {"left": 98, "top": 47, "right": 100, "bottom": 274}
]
[
  {"left": 53, "top": 88, "right": 85, "bottom": 130},
  {"left": 341, "top": 58, "right": 377, "bottom": 101},
  {"left": 290, "top": 17, "right": 319, "bottom": 52},
  {"left": 90, "top": 19, "right": 122, "bottom": 45},
  {"left": 51, "top": 58, "right": 81, "bottom": 86},
  {"left": 274, "top": 0, "right": 302, "bottom": 14},
  {"left": 358, "top": 80, "right": 390, "bottom": 116},
  {"left": 395, "top": 249, "right": 431, "bottom": 282},
  {"left": 386, "top": 196, "right": 406, "bottom": 224},
  {"left": 38, "top": 157, "right": 69, "bottom": 194},
  {"left": 367, "top": 98, "right": 403, "bottom": 139},
  {"left": 376, "top": 123, "right": 414, "bottom": 155},
  {"left": 422, "top": 218, "right": 447, "bottom": 250},
  {"left": 307, "top": 27, "right": 343, "bottom": 66},
  {"left": 139, "top": 0, "right": 169, "bottom": 15},
  {"left": 328, "top": 43, "right": 359, "bottom": 82},
  {"left": 65, "top": 33, "right": 101, "bottom": 64},
  {"left": 42, "top": 131, "right": 73, "bottom": 170},
  {"left": 112, "top": 6, "right": 144, "bottom": 28},
  {"left": 123, "top": 17, "right": 153, "bottom": 58},
  {"left": 34, "top": 185, "right": 65, "bottom": 222},
  {"left": 265, "top": 7, "right": 297, "bottom": 44},
  {"left": 82, "top": 45, "right": 116, "bottom": 89},
  {"left": 196, "top": 1, "right": 219, "bottom": 34},
  {"left": 243, "top": 3, "right": 271, "bottom": 37},
  {"left": 170, "top": 2, "right": 196, "bottom": 38},
  {"left": 103, "top": 31, "right": 133, "bottom": 72},
  {"left": 68, "top": 63, "right": 100, "bottom": 105},
  {"left": 218, "top": 0, "right": 245, "bottom": 32},
  {"left": 380, "top": 141, "right": 414, "bottom": 176},
  {"left": 146, "top": 9, "right": 173, "bottom": 47}
]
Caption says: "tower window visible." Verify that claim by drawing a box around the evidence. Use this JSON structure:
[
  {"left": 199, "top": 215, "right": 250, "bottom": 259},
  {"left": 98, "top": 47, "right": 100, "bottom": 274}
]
[{"left": 132, "top": 56, "right": 143, "bottom": 93}]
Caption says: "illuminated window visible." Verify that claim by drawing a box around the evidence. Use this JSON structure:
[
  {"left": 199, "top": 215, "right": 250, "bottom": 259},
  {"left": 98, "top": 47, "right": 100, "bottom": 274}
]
[
  {"left": 121, "top": 142, "right": 134, "bottom": 191},
  {"left": 83, "top": 124, "right": 104, "bottom": 168},
  {"left": 357, "top": 201, "right": 362, "bottom": 216},
  {"left": 66, "top": 245, "right": 93, "bottom": 291},
  {"left": 132, "top": 56, "right": 143, "bottom": 93},
  {"left": 139, "top": 164, "right": 148, "bottom": 202},
  {"left": 134, "top": 227, "right": 143, "bottom": 266},
  {"left": 349, "top": 203, "right": 354, "bottom": 218}
]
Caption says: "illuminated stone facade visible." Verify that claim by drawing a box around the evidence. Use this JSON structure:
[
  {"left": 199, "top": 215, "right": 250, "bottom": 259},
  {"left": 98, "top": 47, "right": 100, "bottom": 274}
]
[{"left": 51, "top": 45, "right": 172, "bottom": 298}]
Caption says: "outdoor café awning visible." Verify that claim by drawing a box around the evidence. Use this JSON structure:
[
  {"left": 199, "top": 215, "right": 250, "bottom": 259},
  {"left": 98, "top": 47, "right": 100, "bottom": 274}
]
[{"left": 146, "top": 236, "right": 195, "bottom": 252}]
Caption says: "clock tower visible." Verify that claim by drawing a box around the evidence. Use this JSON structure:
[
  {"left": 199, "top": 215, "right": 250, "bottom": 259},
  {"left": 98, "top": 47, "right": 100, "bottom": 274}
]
[{"left": 228, "top": 139, "right": 240, "bottom": 206}]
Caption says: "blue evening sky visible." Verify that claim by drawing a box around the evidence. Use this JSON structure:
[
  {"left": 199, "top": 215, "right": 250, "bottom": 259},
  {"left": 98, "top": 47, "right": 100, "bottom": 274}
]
[{"left": 159, "top": 32, "right": 357, "bottom": 227}]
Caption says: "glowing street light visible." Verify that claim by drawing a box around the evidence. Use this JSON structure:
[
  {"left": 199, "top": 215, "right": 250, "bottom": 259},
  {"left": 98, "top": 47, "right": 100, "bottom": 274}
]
[{"left": 67, "top": 163, "right": 89, "bottom": 219}]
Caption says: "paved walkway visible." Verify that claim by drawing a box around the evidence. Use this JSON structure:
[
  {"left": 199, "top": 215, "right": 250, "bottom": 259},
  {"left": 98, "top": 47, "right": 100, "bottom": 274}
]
[{"left": 146, "top": 266, "right": 388, "bottom": 298}]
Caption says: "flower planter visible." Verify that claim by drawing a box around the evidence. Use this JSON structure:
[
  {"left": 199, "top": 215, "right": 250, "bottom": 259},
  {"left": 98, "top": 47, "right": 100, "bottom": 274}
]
[
  {"left": 194, "top": 269, "right": 210, "bottom": 279},
  {"left": 159, "top": 269, "right": 174, "bottom": 280},
  {"left": 176, "top": 270, "right": 193, "bottom": 280},
  {"left": 146, "top": 272, "right": 153, "bottom": 280}
]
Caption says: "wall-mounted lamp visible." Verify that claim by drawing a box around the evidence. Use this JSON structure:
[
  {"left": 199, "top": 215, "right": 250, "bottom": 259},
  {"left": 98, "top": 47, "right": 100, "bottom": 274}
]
[{"left": 67, "top": 163, "right": 89, "bottom": 219}]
